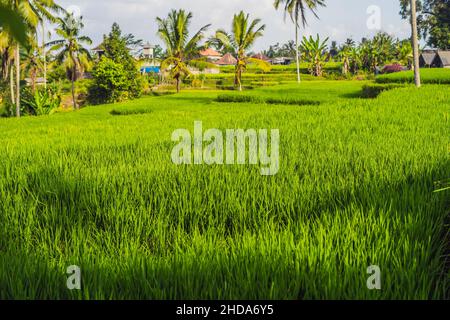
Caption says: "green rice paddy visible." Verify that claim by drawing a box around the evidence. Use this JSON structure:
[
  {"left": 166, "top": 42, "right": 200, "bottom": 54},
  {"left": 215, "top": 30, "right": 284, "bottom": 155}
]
[{"left": 0, "top": 80, "right": 449, "bottom": 299}]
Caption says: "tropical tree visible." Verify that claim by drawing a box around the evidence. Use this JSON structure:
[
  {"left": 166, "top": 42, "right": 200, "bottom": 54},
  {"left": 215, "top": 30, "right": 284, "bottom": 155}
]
[
  {"left": 2, "top": 0, "right": 61, "bottom": 117},
  {"left": 300, "top": 34, "right": 329, "bottom": 77},
  {"left": 47, "top": 13, "right": 92, "bottom": 109},
  {"left": 0, "top": 3, "right": 28, "bottom": 47},
  {"left": 396, "top": 39, "right": 413, "bottom": 68},
  {"left": 156, "top": 9, "right": 210, "bottom": 93},
  {"left": 338, "top": 46, "right": 351, "bottom": 75},
  {"left": 21, "top": 38, "right": 43, "bottom": 92},
  {"left": 211, "top": 11, "right": 267, "bottom": 91},
  {"left": 409, "top": 0, "right": 421, "bottom": 87},
  {"left": 274, "top": 0, "right": 326, "bottom": 83}
]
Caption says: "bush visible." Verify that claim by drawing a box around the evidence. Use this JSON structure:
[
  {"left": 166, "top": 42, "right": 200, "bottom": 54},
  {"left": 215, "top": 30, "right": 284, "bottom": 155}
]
[
  {"left": 382, "top": 64, "right": 405, "bottom": 74},
  {"left": 110, "top": 108, "right": 153, "bottom": 116},
  {"left": 21, "top": 86, "right": 61, "bottom": 116},
  {"left": 89, "top": 57, "right": 144, "bottom": 104},
  {"left": 216, "top": 94, "right": 320, "bottom": 106}
]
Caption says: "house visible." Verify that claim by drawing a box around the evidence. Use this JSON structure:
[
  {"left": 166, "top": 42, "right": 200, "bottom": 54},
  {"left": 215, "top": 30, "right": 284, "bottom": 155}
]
[
  {"left": 272, "top": 57, "right": 294, "bottom": 65},
  {"left": 251, "top": 53, "right": 271, "bottom": 63},
  {"left": 92, "top": 44, "right": 105, "bottom": 59},
  {"left": 419, "top": 51, "right": 436, "bottom": 68},
  {"left": 215, "top": 53, "right": 237, "bottom": 66},
  {"left": 199, "top": 48, "right": 222, "bottom": 62},
  {"left": 25, "top": 77, "right": 47, "bottom": 87},
  {"left": 431, "top": 51, "right": 450, "bottom": 68}
]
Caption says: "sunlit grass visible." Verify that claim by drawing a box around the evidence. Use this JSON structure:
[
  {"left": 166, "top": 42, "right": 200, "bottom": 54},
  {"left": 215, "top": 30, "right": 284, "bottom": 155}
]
[{"left": 0, "top": 81, "right": 448, "bottom": 299}]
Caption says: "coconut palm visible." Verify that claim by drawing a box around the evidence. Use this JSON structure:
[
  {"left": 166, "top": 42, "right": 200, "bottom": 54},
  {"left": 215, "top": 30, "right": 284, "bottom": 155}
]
[
  {"left": 4, "top": 0, "right": 61, "bottom": 117},
  {"left": 0, "top": 0, "right": 61, "bottom": 117},
  {"left": 211, "top": 11, "right": 267, "bottom": 91},
  {"left": 21, "top": 39, "right": 43, "bottom": 92},
  {"left": 47, "top": 13, "right": 92, "bottom": 110},
  {"left": 409, "top": 0, "right": 421, "bottom": 87},
  {"left": 156, "top": 9, "right": 210, "bottom": 93},
  {"left": 0, "top": 3, "right": 28, "bottom": 47},
  {"left": 274, "top": 0, "right": 326, "bottom": 83},
  {"left": 300, "top": 34, "right": 329, "bottom": 77}
]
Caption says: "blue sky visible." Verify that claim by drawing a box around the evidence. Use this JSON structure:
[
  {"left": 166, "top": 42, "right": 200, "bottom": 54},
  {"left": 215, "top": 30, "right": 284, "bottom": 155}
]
[{"left": 55, "top": 0, "right": 411, "bottom": 51}]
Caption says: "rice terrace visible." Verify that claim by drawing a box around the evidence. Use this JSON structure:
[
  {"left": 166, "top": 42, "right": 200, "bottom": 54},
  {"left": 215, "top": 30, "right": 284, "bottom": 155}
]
[{"left": 0, "top": 0, "right": 449, "bottom": 302}]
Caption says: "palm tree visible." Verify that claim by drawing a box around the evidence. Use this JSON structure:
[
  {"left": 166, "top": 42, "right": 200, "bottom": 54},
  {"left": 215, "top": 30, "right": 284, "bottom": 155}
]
[
  {"left": 0, "top": 3, "right": 28, "bottom": 47},
  {"left": 47, "top": 13, "right": 92, "bottom": 110},
  {"left": 300, "top": 34, "right": 329, "bottom": 77},
  {"left": 274, "top": 0, "right": 326, "bottom": 83},
  {"left": 211, "top": 11, "right": 266, "bottom": 91},
  {"left": 156, "top": 9, "right": 210, "bottom": 93},
  {"left": 1, "top": 0, "right": 60, "bottom": 117},
  {"left": 410, "top": 0, "right": 421, "bottom": 87},
  {"left": 21, "top": 38, "right": 43, "bottom": 92}
]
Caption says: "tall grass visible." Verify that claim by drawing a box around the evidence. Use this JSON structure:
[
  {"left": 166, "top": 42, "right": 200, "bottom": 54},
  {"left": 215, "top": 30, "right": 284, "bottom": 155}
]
[
  {"left": 376, "top": 68, "right": 450, "bottom": 84},
  {"left": 0, "top": 82, "right": 448, "bottom": 299}
]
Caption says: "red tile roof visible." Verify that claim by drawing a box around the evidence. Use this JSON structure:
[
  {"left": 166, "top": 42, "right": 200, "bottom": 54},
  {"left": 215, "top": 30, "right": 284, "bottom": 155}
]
[
  {"left": 215, "top": 53, "right": 237, "bottom": 65},
  {"left": 199, "top": 48, "right": 222, "bottom": 57}
]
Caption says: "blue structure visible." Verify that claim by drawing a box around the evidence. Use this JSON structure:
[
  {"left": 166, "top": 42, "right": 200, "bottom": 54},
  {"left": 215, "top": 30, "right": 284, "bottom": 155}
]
[{"left": 140, "top": 66, "right": 160, "bottom": 74}]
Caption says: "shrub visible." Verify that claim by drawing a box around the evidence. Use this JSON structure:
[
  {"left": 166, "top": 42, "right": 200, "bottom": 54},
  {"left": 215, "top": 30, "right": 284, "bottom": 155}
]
[
  {"left": 382, "top": 64, "right": 405, "bottom": 74},
  {"left": 89, "top": 57, "right": 141, "bottom": 104},
  {"left": 110, "top": 108, "right": 153, "bottom": 116},
  {"left": 21, "top": 87, "right": 61, "bottom": 116},
  {"left": 216, "top": 94, "right": 320, "bottom": 106}
]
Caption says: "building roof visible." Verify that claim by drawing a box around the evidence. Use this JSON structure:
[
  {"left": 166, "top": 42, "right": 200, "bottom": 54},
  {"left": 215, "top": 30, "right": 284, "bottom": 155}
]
[
  {"left": 436, "top": 50, "right": 450, "bottom": 66},
  {"left": 199, "top": 48, "right": 222, "bottom": 57},
  {"left": 92, "top": 43, "right": 105, "bottom": 52},
  {"left": 251, "top": 53, "right": 270, "bottom": 61},
  {"left": 420, "top": 51, "right": 436, "bottom": 65},
  {"left": 215, "top": 53, "right": 237, "bottom": 65}
]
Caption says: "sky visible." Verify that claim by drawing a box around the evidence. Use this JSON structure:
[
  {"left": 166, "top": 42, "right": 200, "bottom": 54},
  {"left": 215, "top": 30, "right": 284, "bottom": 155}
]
[{"left": 53, "top": 0, "right": 412, "bottom": 51}]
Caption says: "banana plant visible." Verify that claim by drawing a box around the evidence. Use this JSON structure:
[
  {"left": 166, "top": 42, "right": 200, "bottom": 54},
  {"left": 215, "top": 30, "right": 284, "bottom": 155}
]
[{"left": 300, "top": 34, "right": 329, "bottom": 77}]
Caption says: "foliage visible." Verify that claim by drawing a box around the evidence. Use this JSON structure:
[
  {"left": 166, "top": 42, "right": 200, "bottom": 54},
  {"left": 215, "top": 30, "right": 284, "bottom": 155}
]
[
  {"left": 361, "top": 83, "right": 406, "bottom": 98},
  {"left": 376, "top": 68, "right": 450, "bottom": 84},
  {"left": 21, "top": 86, "right": 61, "bottom": 115},
  {"left": 300, "top": 34, "right": 329, "bottom": 76},
  {"left": 88, "top": 57, "right": 130, "bottom": 104},
  {"left": 400, "top": 0, "right": 450, "bottom": 49},
  {"left": 0, "top": 3, "right": 28, "bottom": 47},
  {"left": 211, "top": 11, "right": 266, "bottom": 91},
  {"left": 0, "top": 82, "right": 448, "bottom": 299},
  {"left": 47, "top": 13, "right": 92, "bottom": 110},
  {"left": 156, "top": 10, "right": 210, "bottom": 93},
  {"left": 382, "top": 64, "right": 405, "bottom": 74},
  {"left": 89, "top": 23, "right": 144, "bottom": 102},
  {"left": 273, "top": 0, "right": 326, "bottom": 82}
]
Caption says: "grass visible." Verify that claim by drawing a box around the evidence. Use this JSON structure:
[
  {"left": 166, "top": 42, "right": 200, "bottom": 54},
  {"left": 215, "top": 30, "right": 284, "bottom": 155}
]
[
  {"left": 376, "top": 68, "right": 450, "bottom": 84},
  {"left": 0, "top": 81, "right": 449, "bottom": 299}
]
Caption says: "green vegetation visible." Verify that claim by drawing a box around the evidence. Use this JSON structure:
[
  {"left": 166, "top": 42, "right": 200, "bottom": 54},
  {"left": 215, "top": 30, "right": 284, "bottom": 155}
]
[
  {"left": 0, "top": 81, "right": 448, "bottom": 299},
  {"left": 376, "top": 68, "right": 450, "bottom": 84},
  {"left": 89, "top": 23, "right": 144, "bottom": 103},
  {"left": 210, "top": 11, "right": 267, "bottom": 91},
  {"left": 156, "top": 9, "right": 211, "bottom": 93}
]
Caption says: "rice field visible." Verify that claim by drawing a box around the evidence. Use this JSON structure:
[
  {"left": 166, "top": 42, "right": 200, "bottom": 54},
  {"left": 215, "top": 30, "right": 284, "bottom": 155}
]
[
  {"left": 376, "top": 68, "right": 450, "bottom": 84},
  {"left": 0, "top": 81, "right": 449, "bottom": 299}
]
